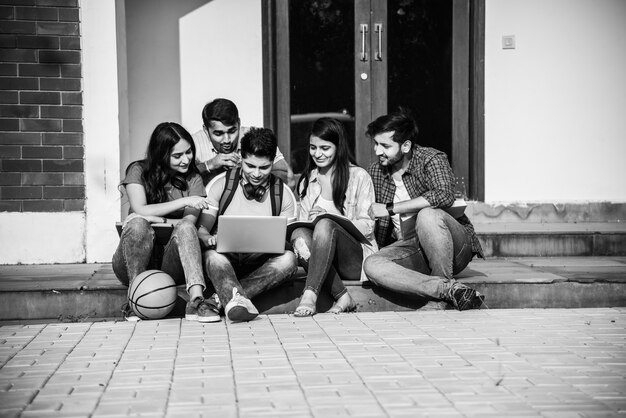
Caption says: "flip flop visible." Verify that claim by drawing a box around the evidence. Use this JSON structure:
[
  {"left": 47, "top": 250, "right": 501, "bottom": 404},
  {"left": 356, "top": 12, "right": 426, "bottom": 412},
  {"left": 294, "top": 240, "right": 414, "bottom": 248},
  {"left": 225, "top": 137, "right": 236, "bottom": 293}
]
[
  {"left": 328, "top": 300, "right": 356, "bottom": 314},
  {"left": 293, "top": 302, "right": 316, "bottom": 317}
]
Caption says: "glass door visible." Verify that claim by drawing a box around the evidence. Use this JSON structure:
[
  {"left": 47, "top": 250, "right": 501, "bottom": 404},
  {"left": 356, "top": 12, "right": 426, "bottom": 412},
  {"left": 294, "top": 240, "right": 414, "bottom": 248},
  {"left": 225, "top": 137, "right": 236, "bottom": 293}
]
[
  {"left": 288, "top": 1, "right": 356, "bottom": 174},
  {"left": 386, "top": 0, "right": 453, "bottom": 158},
  {"left": 275, "top": 0, "right": 462, "bottom": 175}
]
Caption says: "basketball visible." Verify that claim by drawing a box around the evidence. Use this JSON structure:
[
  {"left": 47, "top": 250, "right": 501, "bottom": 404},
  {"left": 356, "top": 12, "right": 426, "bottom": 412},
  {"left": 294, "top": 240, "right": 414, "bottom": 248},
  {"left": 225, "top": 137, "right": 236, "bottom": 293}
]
[{"left": 128, "top": 270, "right": 177, "bottom": 320}]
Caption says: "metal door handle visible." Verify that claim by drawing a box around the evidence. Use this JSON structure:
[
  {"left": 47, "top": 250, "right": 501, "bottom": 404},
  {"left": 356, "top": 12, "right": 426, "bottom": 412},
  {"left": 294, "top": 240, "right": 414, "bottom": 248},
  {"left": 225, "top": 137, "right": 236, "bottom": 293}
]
[
  {"left": 360, "top": 24, "right": 368, "bottom": 61},
  {"left": 375, "top": 23, "right": 383, "bottom": 61}
]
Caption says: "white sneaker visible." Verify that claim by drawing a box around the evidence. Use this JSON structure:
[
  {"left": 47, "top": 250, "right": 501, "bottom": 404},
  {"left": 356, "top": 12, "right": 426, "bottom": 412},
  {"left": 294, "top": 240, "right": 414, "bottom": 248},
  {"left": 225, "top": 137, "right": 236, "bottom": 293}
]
[{"left": 224, "top": 287, "right": 258, "bottom": 322}]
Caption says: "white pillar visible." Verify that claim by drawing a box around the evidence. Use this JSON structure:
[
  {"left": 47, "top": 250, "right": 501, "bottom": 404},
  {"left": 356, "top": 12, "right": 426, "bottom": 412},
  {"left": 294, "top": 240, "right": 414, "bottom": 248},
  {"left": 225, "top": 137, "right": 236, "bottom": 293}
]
[{"left": 82, "top": 0, "right": 122, "bottom": 262}]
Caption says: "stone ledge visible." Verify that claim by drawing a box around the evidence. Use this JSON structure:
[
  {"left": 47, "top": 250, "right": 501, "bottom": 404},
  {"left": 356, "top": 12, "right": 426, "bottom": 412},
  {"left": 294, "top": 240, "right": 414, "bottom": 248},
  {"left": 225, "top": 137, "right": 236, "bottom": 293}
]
[{"left": 468, "top": 202, "right": 626, "bottom": 224}]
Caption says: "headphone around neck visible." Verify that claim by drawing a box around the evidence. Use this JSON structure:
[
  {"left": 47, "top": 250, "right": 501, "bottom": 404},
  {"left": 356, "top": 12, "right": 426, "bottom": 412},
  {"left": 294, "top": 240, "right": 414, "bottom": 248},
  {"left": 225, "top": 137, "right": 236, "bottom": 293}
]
[{"left": 241, "top": 181, "right": 267, "bottom": 202}]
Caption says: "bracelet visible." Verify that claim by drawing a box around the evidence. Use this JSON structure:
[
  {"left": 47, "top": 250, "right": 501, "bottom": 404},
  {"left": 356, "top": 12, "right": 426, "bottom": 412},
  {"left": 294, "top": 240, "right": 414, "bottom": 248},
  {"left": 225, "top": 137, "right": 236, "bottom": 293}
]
[{"left": 386, "top": 202, "right": 395, "bottom": 216}]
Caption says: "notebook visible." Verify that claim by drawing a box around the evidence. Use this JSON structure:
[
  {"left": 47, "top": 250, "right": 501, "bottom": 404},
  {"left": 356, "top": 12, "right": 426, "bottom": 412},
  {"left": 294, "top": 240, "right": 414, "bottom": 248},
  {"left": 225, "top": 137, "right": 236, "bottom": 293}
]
[
  {"left": 216, "top": 215, "right": 287, "bottom": 254},
  {"left": 115, "top": 222, "right": 174, "bottom": 246},
  {"left": 286, "top": 213, "right": 369, "bottom": 244}
]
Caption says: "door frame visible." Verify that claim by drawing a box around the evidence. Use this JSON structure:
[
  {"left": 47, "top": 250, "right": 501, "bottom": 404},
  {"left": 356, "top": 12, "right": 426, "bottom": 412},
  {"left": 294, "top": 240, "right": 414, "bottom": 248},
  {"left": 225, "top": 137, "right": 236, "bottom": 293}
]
[{"left": 262, "top": 0, "right": 485, "bottom": 201}]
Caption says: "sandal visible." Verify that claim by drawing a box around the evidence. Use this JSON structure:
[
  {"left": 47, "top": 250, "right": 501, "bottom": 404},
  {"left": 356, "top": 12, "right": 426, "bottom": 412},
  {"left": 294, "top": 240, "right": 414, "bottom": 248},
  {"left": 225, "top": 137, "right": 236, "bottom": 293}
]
[
  {"left": 328, "top": 299, "right": 356, "bottom": 314},
  {"left": 293, "top": 302, "right": 316, "bottom": 317}
]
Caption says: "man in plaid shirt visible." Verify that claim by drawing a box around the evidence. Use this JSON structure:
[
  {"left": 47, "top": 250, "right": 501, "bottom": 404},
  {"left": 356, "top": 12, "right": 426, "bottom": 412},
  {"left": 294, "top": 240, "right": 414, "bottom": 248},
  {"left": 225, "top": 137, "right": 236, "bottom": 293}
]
[{"left": 363, "top": 108, "right": 485, "bottom": 310}]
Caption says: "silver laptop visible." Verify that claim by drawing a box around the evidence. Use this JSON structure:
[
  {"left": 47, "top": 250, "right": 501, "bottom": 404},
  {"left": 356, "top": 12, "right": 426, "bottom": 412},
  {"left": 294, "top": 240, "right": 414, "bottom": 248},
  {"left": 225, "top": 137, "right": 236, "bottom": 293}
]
[{"left": 216, "top": 215, "right": 287, "bottom": 254}]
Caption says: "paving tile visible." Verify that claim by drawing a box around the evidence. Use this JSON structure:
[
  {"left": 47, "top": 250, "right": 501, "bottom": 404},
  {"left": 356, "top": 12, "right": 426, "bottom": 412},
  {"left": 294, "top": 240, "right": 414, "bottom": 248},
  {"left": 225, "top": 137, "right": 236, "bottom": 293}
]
[
  {"left": 0, "top": 409, "right": 23, "bottom": 418},
  {"left": 0, "top": 390, "right": 37, "bottom": 409},
  {"left": 166, "top": 406, "right": 238, "bottom": 418}
]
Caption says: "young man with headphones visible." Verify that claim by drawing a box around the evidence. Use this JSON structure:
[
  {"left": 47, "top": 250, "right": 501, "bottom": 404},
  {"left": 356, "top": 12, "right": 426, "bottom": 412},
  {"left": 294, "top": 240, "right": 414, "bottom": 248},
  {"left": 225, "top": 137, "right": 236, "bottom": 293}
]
[
  {"left": 198, "top": 127, "right": 298, "bottom": 322},
  {"left": 363, "top": 108, "right": 485, "bottom": 311}
]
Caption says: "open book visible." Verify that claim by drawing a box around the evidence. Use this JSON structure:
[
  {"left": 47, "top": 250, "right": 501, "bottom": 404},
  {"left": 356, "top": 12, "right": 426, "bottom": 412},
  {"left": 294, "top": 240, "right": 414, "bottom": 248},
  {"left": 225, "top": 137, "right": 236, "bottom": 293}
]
[
  {"left": 287, "top": 213, "right": 369, "bottom": 244},
  {"left": 400, "top": 199, "right": 467, "bottom": 240}
]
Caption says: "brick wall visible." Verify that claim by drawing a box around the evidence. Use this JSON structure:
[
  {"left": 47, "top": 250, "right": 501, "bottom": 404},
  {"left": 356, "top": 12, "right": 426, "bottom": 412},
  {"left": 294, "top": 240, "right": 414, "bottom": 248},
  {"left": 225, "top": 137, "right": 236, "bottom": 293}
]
[{"left": 0, "top": 0, "right": 83, "bottom": 213}]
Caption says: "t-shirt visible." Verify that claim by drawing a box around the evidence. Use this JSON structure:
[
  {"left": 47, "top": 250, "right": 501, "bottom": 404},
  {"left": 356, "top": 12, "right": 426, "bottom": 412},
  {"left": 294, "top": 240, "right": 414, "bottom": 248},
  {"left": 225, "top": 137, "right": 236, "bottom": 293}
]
[
  {"left": 122, "top": 162, "right": 206, "bottom": 219},
  {"left": 192, "top": 126, "right": 285, "bottom": 166},
  {"left": 314, "top": 196, "right": 342, "bottom": 216},
  {"left": 391, "top": 176, "right": 412, "bottom": 240},
  {"left": 206, "top": 174, "right": 295, "bottom": 218}
]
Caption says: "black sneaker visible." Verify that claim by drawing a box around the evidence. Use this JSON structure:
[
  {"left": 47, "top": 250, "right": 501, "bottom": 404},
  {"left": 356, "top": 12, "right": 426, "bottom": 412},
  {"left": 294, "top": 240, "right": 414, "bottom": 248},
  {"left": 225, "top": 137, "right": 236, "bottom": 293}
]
[
  {"left": 446, "top": 282, "right": 485, "bottom": 311},
  {"left": 121, "top": 302, "right": 141, "bottom": 322},
  {"left": 185, "top": 297, "right": 221, "bottom": 323}
]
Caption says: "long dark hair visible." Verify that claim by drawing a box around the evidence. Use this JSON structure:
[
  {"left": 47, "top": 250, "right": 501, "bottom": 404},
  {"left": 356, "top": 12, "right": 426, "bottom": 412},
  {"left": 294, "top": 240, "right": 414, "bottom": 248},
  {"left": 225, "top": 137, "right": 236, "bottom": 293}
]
[
  {"left": 125, "top": 122, "right": 198, "bottom": 204},
  {"left": 297, "top": 118, "right": 356, "bottom": 215}
]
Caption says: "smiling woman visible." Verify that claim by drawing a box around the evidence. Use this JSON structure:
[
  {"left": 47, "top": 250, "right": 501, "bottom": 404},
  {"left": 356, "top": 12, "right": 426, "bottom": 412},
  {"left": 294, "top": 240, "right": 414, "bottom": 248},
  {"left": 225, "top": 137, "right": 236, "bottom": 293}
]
[
  {"left": 290, "top": 118, "right": 378, "bottom": 317},
  {"left": 168, "top": 139, "right": 194, "bottom": 175},
  {"left": 112, "top": 122, "right": 221, "bottom": 323}
]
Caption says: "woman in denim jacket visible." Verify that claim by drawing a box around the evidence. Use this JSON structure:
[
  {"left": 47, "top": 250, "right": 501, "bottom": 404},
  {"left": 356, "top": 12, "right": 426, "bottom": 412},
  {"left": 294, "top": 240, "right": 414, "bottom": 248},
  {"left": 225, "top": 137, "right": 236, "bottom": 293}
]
[{"left": 291, "top": 118, "right": 378, "bottom": 316}]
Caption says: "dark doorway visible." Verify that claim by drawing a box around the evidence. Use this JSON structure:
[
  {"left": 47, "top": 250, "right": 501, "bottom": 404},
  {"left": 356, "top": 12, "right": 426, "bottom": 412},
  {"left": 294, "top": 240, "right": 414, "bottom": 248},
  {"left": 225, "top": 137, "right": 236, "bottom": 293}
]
[{"left": 267, "top": 0, "right": 484, "bottom": 198}]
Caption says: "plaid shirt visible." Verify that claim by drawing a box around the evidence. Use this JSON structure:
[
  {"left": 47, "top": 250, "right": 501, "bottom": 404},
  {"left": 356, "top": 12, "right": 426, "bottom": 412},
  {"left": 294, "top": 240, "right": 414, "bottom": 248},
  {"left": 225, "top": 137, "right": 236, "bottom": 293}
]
[{"left": 368, "top": 146, "right": 484, "bottom": 258}]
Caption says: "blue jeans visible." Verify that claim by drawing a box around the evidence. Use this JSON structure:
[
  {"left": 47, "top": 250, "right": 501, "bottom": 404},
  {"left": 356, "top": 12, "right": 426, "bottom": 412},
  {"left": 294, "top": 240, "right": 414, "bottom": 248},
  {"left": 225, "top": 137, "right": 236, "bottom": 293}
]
[
  {"left": 291, "top": 218, "right": 363, "bottom": 300},
  {"left": 203, "top": 249, "right": 298, "bottom": 306},
  {"left": 363, "top": 208, "right": 474, "bottom": 300},
  {"left": 112, "top": 217, "right": 206, "bottom": 292}
]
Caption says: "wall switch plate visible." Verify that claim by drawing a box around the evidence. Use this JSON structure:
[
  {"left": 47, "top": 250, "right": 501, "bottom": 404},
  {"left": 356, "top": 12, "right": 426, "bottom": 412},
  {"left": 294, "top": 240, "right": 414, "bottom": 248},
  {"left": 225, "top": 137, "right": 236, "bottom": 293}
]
[{"left": 502, "top": 35, "right": 516, "bottom": 49}]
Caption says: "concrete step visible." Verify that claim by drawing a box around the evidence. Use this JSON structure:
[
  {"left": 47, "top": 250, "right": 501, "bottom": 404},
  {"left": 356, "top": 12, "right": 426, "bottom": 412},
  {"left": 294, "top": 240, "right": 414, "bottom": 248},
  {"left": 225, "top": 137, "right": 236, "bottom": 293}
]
[
  {"left": 0, "top": 257, "right": 625, "bottom": 321},
  {"left": 475, "top": 222, "right": 626, "bottom": 257}
]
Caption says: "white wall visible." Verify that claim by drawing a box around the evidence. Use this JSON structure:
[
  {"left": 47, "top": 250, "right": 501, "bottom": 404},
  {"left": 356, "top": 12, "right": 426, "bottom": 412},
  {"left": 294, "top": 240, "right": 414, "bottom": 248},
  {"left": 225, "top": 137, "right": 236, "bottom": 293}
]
[
  {"left": 180, "top": 0, "right": 264, "bottom": 133},
  {"left": 124, "top": 0, "right": 210, "bottom": 167},
  {"left": 0, "top": 213, "right": 85, "bottom": 264},
  {"left": 485, "top": 0, "right": 626, "bottom": 202}
]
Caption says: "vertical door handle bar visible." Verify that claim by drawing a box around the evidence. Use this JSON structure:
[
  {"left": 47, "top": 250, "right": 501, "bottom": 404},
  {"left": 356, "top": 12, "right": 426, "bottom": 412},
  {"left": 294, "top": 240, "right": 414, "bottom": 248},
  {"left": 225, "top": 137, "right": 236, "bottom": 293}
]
[
  {"left": 375, "top": 23, "right": 383, "bottom": 61},
  {"left": 360, "top": 24, "right": 368, "bottom": 61}
]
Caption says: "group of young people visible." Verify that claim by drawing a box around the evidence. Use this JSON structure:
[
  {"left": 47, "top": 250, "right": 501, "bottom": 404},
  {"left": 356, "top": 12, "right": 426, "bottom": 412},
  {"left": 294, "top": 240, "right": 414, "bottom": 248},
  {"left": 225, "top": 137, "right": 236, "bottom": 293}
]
[{"left": 112, "top": 98, "right": 485, "bottom": 323}]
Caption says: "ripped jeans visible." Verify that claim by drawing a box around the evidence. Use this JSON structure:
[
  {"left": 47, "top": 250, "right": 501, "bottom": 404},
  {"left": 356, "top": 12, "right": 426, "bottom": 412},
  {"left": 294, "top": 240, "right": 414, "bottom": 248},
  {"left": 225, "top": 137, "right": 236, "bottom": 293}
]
[
  {"left": 291, "top": 218, "right": 363, "bottom": 300},
  {"left": 112, "top": 217, "right": 206, "bottom": 292},
  {"left": 203, "top": 250, "right": 298, "bottom": 307},
  {"left": 363, "top": 207, "right": 474, "bottom": 300}
]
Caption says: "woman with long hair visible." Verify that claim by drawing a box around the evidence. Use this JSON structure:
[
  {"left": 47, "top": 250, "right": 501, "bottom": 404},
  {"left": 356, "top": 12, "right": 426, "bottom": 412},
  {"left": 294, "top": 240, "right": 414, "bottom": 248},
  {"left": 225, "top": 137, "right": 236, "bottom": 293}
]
[
  {"left": 112, "top": 122, "right": 219, "bottom": 322},
  {"left": 291, "top": 117, "right": 378, "bottom": 316}
]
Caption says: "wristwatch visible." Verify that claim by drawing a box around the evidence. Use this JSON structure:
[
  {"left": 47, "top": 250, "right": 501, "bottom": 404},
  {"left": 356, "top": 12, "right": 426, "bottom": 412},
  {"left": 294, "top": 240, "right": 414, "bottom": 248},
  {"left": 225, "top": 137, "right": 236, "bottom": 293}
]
[{"left": 386, "top": 202, "right": 395, "bottom": 216}]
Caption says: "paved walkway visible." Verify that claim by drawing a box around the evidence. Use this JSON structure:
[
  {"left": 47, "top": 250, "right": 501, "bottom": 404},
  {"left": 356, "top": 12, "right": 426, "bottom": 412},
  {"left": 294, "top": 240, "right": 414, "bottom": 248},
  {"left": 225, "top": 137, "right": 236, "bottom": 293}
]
[{"left": 1, "top": 308, "right": 625, "bottom": 417}]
